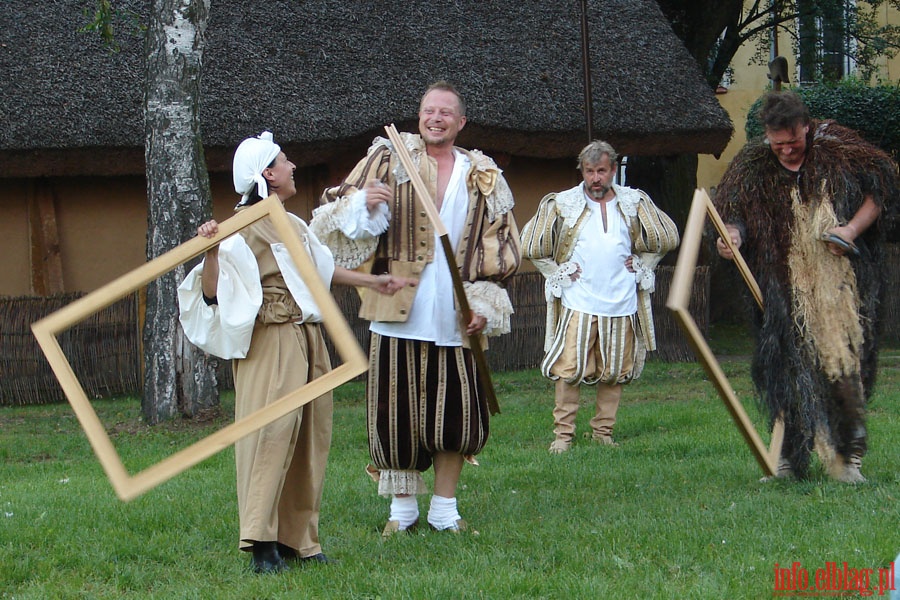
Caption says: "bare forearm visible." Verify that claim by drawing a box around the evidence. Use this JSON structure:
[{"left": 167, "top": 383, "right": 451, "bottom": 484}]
[
  {"left": 332, "top": 266, "right": 416, "bottom": 295},
  {"left": 196, "top": 220, "right": 222, "bottom": 299},
  {"left": 200, "top": 249, "right": 219, "bottom": 299},
  {"left": 332, "top": 266, "right": 373, "bottom": 288},
  {"left": 845, "top": 196, "right": 881, "bottom": 238},
  {"left": 824, "top": 196, "right": 881, "bottom": 256}
]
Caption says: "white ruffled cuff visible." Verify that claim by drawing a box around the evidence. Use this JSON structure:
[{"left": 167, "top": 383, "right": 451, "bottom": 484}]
[
  {"left": 310, "top": 192, "right": 387, "bottom": 269},
  {"left": 632, "top": 255, "right": 655, "bottom": 292},
  {"left": 545, "top": 261, "right": 579, "bottom": 301},
  {"left": 338, "top": 190, "right": 390, "bottom": 238},
  {"left": 464, "top": 280, "right": 514, "bottom": 337}
]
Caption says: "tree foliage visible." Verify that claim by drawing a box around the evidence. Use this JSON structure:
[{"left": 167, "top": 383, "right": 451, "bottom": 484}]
[
  {"left": 79, "top": 0, "right": 144, "bottom": 51},
  {"left": 657, "top": 0, "right": 900, "bottom": 88},
  {"left": 629, "top": 1, "right": 900, "bottom": 267}
]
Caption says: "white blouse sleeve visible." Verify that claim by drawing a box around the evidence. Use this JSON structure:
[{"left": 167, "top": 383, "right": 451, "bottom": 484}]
[
  {"left": 338, "top": 189, "right": 390, "bottom": 238},
  {"left": 177, "top": 236, "right": 262, "bottom": 359},
  {"left": 308, "top": 190, "right": 389, "bottom": 269}
]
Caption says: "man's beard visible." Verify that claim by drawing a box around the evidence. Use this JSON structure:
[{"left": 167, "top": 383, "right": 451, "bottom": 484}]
[{"left": 587, "top": 184, "right": 611, "bottom": 200}]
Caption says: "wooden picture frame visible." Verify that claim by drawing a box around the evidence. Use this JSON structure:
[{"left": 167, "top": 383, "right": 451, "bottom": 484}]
[
  {"left": 665, "top": 189, "right": 783, "bottom": 477},
  {"left": 31, "top": 195, "right": 368, "bottom": 501}
]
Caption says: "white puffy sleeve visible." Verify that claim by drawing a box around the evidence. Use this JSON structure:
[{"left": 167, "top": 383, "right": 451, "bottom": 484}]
[
  {"left": 270, "top": 216, "right": 337, "bottom": 324},
  {"left": 463, "top": 280, "right": 515, "bottom": 337},
  {"left": 177, "top": 236, "right": 262, "bottom": 359}
]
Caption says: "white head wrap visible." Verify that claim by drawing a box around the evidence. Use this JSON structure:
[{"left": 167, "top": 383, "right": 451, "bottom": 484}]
[{"left": 232, "top": 131, "right": 281, "bottom": 206}]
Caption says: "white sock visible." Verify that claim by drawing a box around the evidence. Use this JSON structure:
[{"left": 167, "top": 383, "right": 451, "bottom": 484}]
[
  {"left": 427, "top": 495, "right": 461, "bottom": 530},
  {"left": 389, "top": 495, "right": 419, "bottom": 530}
]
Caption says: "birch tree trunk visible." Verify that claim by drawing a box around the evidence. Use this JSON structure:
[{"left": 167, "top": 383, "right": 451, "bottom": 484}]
[{"left": 142, "top": 0, "right": 217, "bottom": 424}]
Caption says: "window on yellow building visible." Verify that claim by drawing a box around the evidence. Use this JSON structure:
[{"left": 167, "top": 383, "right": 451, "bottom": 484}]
[{"left": 797, "top": 0, "right": 857, "bottom": 82}]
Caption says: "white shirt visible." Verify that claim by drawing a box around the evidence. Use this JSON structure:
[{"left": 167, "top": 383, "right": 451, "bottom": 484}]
[
  {"left": 370, "top": 150, "right": 470, "bottom": 346},
  {"left": 561, "top": 191, "right": 637, "bottom": 317}
]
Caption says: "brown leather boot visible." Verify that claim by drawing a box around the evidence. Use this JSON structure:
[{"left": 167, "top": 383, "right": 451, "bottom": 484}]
[
  {"left": 588, "top": 383, "right": 622, "bottom": 445},
  {"left": 549, "top": 379, "right": 580, "bottom": 453}
]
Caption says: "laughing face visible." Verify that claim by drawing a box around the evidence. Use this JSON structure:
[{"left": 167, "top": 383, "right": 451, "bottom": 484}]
[
  {"left": 765, "top": 124, "right": 809, "bottom": 171},
  {"left": 418, "top": 89, "right": 466, "bottom": 147},
  {"left": 263, "top": 152, "right": 297, "bottom": 200}
]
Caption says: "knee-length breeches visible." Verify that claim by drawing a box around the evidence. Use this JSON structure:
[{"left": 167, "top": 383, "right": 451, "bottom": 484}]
[
  {"left": 366, "top": 333, "right": 490, "bottom": 474},
  {"left": 541, "top": 307, "right": 644, "bottom": 386}
]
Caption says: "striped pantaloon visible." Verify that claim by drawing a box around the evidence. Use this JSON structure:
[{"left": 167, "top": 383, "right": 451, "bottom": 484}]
[{"left": 367, "top": 333, "right": 490, "bottom": 496}]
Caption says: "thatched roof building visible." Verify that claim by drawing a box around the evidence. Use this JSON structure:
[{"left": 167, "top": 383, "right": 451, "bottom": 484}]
[{"left": 1, "top": 0, "right": 732, "bottom": 178}]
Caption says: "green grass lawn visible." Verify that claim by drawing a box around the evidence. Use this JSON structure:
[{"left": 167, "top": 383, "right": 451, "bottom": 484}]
[{"left": 1, "top": 334, "right": 898, "bottom": 599}]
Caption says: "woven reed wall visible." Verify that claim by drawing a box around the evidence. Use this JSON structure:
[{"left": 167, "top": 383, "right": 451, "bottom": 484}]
[
  {"left": 0, "top": 267, "right": 711, "bottom": 406},
  {"left": 284, "top": 267, "right": 709, "bottom": 379},
  {"left": 0, "top": 293, "right": 141, "bottom": 406},
  {"left": 9, "top": 240, "right": 898, "bottom": 407}
]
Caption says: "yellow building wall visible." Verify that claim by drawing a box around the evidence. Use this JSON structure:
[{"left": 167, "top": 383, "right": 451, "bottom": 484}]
[
  {"left": 698, "top": 3, "right": 900, "bottom": 192},
  {"left": 0, "top": 175, "right": 238, "bottom": 297}
]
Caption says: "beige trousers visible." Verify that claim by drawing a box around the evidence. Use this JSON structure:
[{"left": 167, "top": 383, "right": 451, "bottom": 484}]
[{"left": 233, "top": 320, "right": 333, "bottom": 557}]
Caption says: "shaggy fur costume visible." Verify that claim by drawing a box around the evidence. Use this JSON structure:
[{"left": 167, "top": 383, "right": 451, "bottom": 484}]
[{"left": 713, "top": 120, "right": 898, "bottom": 478}]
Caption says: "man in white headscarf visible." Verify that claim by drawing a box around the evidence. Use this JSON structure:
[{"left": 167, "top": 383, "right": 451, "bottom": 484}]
[{"left": 179, "top": 132, "right": 414, "bottom": 573}]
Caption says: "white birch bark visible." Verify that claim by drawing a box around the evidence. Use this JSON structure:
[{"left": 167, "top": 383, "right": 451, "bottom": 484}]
[{"left": 142, "top": 0, "right": 217, "bottom": 424}]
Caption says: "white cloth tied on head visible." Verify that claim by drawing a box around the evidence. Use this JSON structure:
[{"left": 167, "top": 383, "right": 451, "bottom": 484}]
[{"left": 233, "top": 131, "right": 281, "bottom": 206}]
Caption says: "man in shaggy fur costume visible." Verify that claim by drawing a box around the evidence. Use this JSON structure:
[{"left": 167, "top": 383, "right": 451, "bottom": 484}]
[{"left": 713, "top": 90, "right": 898, "bottom": 483}]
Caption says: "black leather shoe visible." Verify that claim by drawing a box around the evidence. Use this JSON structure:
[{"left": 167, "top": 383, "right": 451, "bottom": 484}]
[
  {"left": 276, "top": 543, "right": 298, "bottom": 562},
  {"left": 299, "top": 552, "right": 337, "bottom": 565},
  {"left": 251, "top": 541, "right": 288, "bottom": 574}
]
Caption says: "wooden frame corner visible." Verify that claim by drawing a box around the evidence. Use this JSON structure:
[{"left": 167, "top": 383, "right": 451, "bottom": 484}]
[
  {"left": 31, "top": 195, "right": 368, "bottom": 501},
  {"left": 665, "top": 189, "right": 783, "bottom": 477}
]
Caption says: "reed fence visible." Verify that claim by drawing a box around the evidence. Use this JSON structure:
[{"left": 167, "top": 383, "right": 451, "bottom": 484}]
[{"left": 2, "top": 266, "right": 714, "bottom": 406}]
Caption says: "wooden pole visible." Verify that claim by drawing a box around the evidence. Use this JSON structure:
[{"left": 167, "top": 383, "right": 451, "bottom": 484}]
[
  {"left": 579, "top": 0, "right": 594, "bottom": 142},
  {"left": 384, "top": 124, "right": 501, "bottom": 415},
  {"left": 28, "top": 180, "right": 65, "bottom": 295}
]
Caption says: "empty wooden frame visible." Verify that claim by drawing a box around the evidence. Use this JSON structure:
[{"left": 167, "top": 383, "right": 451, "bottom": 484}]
[
  {"left": 31, "top": 195, "right": 368, "bottom": 501},
  {"left": 666, "top": 189, "right": 783, "bottom": 477}
]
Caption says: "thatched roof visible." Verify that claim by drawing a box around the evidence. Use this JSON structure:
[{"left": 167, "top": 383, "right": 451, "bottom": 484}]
[{"left": 0, "top": 0, "right": 733, "bottom": 177}]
